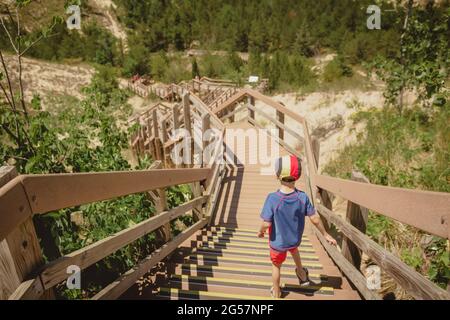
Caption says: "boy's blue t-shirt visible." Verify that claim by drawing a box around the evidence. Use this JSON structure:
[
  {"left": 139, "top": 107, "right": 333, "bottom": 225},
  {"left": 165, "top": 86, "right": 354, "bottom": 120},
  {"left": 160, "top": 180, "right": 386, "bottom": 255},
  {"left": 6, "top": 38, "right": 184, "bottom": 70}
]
[{"left": 260, "top": 189, "right": 316, "bottom": 252}]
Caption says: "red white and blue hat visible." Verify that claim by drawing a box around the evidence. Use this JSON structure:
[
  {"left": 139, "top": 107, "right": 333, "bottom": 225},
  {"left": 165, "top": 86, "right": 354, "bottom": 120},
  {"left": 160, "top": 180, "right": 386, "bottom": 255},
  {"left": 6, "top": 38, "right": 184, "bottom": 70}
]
[{"left": 274, "top": 155, "right": 302, "bottom": 181}]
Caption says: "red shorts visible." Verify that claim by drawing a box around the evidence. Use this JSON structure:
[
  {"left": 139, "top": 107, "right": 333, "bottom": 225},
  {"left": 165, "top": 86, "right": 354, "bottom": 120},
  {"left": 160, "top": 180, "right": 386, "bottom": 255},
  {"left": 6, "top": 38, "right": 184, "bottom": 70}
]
[{"left": 270, "top": 247, "right": 297, "bottom": 265}]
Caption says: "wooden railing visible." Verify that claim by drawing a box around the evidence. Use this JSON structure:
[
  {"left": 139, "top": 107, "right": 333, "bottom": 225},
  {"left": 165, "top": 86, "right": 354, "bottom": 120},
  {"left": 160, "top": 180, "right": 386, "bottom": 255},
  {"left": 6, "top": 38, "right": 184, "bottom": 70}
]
[
  {"left": 210, "top": 87, "right": 450, "bottom": 300},
  {"left": 0, "top": 166, "right": 212, "bottom": 300},
  {"left": 0, "top": 78, "right": 228, "bottom": 300}
]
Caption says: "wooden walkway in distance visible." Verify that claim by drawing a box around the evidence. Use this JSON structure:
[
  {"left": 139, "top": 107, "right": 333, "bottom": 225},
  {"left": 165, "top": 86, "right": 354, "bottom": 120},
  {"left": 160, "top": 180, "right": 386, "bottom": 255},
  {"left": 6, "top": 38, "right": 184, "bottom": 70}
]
[{"left": 122, "top": 121, "right": 361, "bottom": 300}]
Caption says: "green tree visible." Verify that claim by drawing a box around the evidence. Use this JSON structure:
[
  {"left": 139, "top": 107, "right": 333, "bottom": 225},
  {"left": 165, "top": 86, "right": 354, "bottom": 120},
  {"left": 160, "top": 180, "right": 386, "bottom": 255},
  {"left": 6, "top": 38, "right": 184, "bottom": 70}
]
[{"left": 370, "top": 3, "right": 449, "bottom": 111}]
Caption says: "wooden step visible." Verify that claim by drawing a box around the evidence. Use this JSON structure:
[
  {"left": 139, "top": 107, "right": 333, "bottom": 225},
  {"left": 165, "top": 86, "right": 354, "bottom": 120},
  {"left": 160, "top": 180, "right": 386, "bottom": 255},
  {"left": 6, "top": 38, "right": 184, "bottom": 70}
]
[
  {"left": 194, "top": 246, "right": 320, "bottom": 261},
  {"left": 192, "top": 240, "right": 316, "bottom": 253},
  {"left": 174, "top": 263, "right": 324, "bottom": 280},
  {"left": 183, "top": 253, "right": 323, "bottom": 269},
  {"left": 206, "top": 227, "right": 311, "bottom": 238},
  {"left": 201, "top": 230, "right": 310, "bottom": 242},
  {"left": 158, "top": 286, "right": 360, "bottom": 300},
  {"left": 173, "top": 263, "right": 328, "bottom": 283},
  {"left": 171, "top": 263, "right": 352, "bottom": 290},
  {"left": 196, "top": 234, "right": 312, "bottom": 246},
  {"left": 169, "top": 274, "right": 335, "bottom": 296}
]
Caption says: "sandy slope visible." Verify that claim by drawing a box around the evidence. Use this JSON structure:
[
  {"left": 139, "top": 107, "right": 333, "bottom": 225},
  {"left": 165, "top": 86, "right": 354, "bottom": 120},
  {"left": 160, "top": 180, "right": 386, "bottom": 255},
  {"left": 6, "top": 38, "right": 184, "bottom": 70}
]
[
  {"left": 3, "top": 54, "right": 94, "bottom": 105},
  {"left": 89, "top": 0, "right": 128, "bottom": 50}
]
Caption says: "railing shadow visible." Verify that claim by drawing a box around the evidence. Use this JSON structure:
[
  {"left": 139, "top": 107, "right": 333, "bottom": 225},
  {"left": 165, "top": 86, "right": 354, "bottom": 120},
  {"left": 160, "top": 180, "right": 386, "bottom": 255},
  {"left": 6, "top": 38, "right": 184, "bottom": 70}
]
[{"left": 210, "top": 143, "right": 244, "bottom": 228}]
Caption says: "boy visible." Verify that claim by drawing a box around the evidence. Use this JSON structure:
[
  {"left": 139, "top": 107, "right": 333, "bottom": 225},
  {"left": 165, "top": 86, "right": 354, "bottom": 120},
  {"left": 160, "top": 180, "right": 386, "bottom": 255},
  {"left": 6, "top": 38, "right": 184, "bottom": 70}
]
[{"left": 258, "top": 155, "right": 337, "bottom": 298}]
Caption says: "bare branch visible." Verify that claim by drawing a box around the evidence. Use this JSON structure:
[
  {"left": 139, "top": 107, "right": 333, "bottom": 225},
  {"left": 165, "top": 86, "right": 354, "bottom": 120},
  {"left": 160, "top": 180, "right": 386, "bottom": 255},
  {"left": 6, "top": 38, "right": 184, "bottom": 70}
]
[
  {"left": 19, "top": 35, "right": 43, "bottom": 57},
  {"left": 0, "top": 50, "right": 17, "bottom": 111},
  {"left": 0, "top": 81, "right": 13, "bottom": 108},
  {"left": 0, "top": 17, "right": 18, "bottom": 53}
]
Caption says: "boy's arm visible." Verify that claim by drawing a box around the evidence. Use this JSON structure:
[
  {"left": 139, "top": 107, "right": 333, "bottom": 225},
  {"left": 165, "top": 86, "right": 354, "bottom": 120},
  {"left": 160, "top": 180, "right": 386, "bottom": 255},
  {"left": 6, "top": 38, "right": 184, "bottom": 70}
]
[
  {"left": 257, "top": 221, "right": 271, "bottom": 238},
  {"left": 309, "top": 214, "right": 337, "bottom": 246}
]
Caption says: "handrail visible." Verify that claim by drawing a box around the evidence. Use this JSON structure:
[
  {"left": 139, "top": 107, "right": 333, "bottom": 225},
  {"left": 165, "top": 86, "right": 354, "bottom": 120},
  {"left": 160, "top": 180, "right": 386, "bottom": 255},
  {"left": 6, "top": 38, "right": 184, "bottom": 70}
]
[
  {"left": 39, "top": 196, "right": 208, "bottom": 290},
  {"left": 0, "top": 168, "right": 210, "bottom": 241},
  {"left": 314, "top": 175, "right": 450, "bottom": 239},
  {"left": 317, "top": 203, "right": 449, "bottom": 300}
]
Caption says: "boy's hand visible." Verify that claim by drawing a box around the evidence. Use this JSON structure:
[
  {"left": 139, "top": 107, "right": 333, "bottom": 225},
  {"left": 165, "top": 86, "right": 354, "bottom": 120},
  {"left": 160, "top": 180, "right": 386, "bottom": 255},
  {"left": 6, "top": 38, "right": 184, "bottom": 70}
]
[
  {"left": 325, "top": 233, "right": 337, "bottom": 246},
  {"left": 257, "top": 231, "right": 265, "bottom": 238}
]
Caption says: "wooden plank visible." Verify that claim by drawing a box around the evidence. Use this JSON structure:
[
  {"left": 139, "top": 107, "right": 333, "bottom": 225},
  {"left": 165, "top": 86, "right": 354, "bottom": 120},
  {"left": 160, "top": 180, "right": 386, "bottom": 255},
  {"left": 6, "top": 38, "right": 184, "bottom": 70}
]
[
  {"left": 160, "top": 119, "right": 168, "bottom": 144},
  {"left": 191, "top": 182, "right": 204, "bottom": 222},
  {"left": 20, "top": 168, "right": 210, "bottom": 215},
  {"left": 314, "top": 174, "right": 450, "bottom": 239},
  {"left": 0, "top": 237, "right": 21, "bottom": 299},
  {"left": 206, "top": 164, "right": 226, "bottom": 226},
  {"left": 153, "top": 164, "right": 171, "bottom": 244},
  {"left": 8, "top": 277, "right": 45, "bottom": 300},
  {"left": 311, "top": 224, "right": 380, "bottom": 300},
  {"left": 173, "top": 104, "right": 180, "bottom": 130},
  {"left": 247, "top": 96, "right": 255, "bottom": 120},
  {"left": 341, "top": 171, "right": 370, "bottom": 269},
  {"left": 92, "top": 218, "right": 208, "bottom": 300},
  {"left": 316, "top": 203, "right": 450, "bottom": 300},
  {"left": 0, "top": 167, "right": 51, "bottom": 299},
  {"left": 183, "top": 93, "right": 192, "bottom": 134},
  {"left": 152, "top": 109, "right": 158, "bottom": 139},
  {"left": 276, "top": 110, "right": 285, "bottom": 140},
  {"left": 39, "top": 196, "right": 208, "bottom": 290},
  {"left": 0, "top": 177, "right": 33, "bottom": 242},
  {"left": 0, "top": 167, "right": 22, "bottom": 299},
  {"left": 201, "top": 114, "right": 211, "bottom": 167}
]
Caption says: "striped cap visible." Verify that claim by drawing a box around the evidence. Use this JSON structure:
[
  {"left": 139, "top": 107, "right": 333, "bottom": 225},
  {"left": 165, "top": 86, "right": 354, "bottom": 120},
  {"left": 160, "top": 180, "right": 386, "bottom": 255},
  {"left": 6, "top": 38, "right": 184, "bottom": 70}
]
[{"left": 274, "top": 155, "right": 302, "bottom": 181}]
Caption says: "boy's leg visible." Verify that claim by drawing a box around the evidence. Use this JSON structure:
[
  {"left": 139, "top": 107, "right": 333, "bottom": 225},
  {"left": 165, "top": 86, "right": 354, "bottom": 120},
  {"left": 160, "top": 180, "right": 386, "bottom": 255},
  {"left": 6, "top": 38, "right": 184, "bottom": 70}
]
[
  {"left": 269, "top": 248, "right": 286, "bottom": 298},
  {"left": 290, "top": 248, "right": 307, "bottom": 280},
  {"left": 272, "top": 262, "right": 282, "bottom": 298}
]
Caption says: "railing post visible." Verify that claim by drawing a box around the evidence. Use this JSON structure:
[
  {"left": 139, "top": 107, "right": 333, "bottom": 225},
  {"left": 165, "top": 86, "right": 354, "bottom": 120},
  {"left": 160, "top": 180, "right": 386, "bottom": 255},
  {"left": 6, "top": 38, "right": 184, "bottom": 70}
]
[
  {"left": 341, "top": 171, "right": 370, "bottom": 269},
  {"left": 152, "top": 109, "right": 163, "bottom": 162},
  {"left": 277, "top": 110, "right": 285, "bottom": 140},
  {"left": 183, "top": 93, "right": 194, "bottom": 167},
  {"left": 201, "top": 114, "right": 211, "bottom": 168},
  {"left": 147, "top": 116, "right": 155, "bottom": 158},
  {"left": 172, "top": 104, "right": 180, "bottom": 130},
  {"left": 191, "top": 181, "right": 203, "bottom": 222},
  {"left": 247, "top": 96, "right": 255, "bottom": 121},
  {"left": 160, "top": 119, "right": 169, "bottom": 166},
  {"left": 148, "top": 162, "right": 172, "bottom": 244},
  {"left": 0, "top": 166, "right": 53, "bottom": 299},
  {"left": 310, "top": 136, "right": 331, "bottom": 233}
]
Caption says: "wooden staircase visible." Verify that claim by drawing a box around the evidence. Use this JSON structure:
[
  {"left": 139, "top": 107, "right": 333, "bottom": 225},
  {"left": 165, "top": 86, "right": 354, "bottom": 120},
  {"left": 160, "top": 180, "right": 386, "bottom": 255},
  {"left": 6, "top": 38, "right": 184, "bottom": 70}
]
[
  {"left": 1, "top": 77, "right": 449, "bottom": 301},
  {"left": 123, "top": 121, "right": 361, "bottom": 300},
  {"left": 125, "top": 225, "right": 360, "bottom": 300}
]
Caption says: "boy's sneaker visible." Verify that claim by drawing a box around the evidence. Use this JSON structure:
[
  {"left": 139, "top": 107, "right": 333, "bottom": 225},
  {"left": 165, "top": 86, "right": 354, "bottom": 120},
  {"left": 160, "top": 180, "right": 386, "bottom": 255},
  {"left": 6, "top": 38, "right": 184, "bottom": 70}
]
[{"left": 296, "top": 267, "right": 310, "bottom": 286}]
